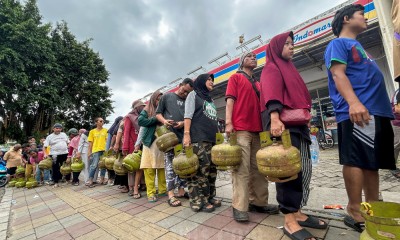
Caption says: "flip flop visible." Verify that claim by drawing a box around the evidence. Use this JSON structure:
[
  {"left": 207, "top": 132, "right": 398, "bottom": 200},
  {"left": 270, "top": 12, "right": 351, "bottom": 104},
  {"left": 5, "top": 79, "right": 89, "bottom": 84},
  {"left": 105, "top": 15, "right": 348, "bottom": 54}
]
[
  {"left": 298, "top": 215, "right": 328, "bottom": 229},
  {"left": 344, "top": 215, "right": 365, "bottom": 233},
  {"left": 133, "top": 193, "right": 141, "bottom": 199},
  {"left": 168, "top": 197, "right": 182, "bottom": 207},
  {"left": 283, "top": 228, "right": 315, "bottom": 240}
]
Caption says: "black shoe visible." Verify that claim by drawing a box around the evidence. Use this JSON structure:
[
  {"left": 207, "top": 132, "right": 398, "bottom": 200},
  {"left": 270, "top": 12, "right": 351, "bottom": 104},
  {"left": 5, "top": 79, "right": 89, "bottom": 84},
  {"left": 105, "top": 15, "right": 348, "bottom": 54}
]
[
  {"left": 233, "top": 208, "right": 249, "bottom": 222},
  {"left": 249, "top": 204, "right": 279, "bottom": 215}
]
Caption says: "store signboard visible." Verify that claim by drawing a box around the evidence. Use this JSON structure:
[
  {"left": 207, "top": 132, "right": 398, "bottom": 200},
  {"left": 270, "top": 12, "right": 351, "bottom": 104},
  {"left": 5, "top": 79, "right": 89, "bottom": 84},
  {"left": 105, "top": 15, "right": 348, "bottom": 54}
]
[{"left": 293, "top": 15, "right": 334, "bottom": 46}]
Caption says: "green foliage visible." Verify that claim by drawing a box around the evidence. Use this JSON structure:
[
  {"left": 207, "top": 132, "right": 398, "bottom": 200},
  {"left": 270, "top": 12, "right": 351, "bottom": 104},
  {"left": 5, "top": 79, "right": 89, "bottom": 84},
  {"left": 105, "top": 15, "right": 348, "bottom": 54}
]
[{"left": 0, "top": 0, "right": 113, "bottom": 142}]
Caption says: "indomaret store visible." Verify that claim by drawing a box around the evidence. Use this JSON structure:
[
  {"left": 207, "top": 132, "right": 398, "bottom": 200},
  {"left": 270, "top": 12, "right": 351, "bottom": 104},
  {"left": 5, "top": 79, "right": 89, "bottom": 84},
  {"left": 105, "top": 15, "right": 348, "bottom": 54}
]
[{"left": 141, "top": 0, "right": 396, "bottom": 143}]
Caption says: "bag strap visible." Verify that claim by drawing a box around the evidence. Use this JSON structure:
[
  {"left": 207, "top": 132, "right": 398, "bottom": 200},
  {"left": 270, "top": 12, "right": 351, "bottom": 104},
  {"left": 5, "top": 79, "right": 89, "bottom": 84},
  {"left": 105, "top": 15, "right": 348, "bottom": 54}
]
[{"left": 237, "top": 71, "right": 260, "bottom": 99}]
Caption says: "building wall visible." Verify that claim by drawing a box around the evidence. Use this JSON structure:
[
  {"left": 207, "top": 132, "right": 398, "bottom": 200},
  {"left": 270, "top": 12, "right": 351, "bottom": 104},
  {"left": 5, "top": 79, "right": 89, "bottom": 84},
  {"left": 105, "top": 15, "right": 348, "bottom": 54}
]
[{"left": 213, "top": 42, "right": 395, "bottom": 120}]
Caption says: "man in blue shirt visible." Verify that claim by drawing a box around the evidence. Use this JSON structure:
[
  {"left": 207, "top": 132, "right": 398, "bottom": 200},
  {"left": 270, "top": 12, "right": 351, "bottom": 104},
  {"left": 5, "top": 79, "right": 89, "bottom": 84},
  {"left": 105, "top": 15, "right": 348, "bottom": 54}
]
[{"left": 324, "top": 4, "right": 396, "bottom": 233}]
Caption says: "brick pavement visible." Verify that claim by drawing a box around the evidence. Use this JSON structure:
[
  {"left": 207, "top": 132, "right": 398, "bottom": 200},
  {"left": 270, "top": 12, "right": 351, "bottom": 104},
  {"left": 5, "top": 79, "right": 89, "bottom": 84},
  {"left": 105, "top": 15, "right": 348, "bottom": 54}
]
[{"left": 0, "top": 148, "right": 398, "bottom": 239}]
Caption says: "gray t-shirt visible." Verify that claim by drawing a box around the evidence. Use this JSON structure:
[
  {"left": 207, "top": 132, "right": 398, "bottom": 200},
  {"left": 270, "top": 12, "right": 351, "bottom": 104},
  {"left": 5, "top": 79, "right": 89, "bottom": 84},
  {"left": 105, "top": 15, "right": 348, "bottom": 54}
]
[
  {"left": 156, "top": 92, "right": 186, "bottom": 142},
  {"left": 44, "top": 132, "right": 69, "bottom": 155}
]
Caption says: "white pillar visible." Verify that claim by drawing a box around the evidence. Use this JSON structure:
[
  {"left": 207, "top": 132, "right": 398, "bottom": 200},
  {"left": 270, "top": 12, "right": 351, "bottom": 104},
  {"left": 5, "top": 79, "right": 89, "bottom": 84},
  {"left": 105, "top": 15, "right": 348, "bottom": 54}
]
[{"left": 374, "top": 0, "right": 395, "bottom": 85}]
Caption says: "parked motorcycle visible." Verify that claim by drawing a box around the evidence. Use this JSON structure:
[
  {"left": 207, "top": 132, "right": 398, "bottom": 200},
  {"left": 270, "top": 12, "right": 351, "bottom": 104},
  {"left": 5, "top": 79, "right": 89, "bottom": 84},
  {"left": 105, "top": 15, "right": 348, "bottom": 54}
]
[{"left": 0, "top": 161, "right": 7, "bottom": 187}]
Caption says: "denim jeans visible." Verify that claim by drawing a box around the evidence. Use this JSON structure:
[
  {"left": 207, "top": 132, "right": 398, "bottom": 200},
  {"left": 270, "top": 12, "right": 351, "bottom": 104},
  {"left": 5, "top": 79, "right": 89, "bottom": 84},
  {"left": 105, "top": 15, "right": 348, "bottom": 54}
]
[
  {"left": 35, "top": 163, "right": 50, "bottom": 182},
  {"left": 89, "top": 151, "right": 106, "bottom": 179}
]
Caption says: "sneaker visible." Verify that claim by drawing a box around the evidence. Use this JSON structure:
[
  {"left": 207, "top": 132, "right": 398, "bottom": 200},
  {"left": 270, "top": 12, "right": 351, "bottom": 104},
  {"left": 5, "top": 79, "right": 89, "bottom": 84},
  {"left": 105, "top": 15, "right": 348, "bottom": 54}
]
[
  {"left": 249, "top": 204, "right": 279, "bottom": 215},
  {"left": 233, "top": 208, "right": 249, "bottom": 222},
  {"left": 48, "top": 181, "right": 55, "bottom": 186}
]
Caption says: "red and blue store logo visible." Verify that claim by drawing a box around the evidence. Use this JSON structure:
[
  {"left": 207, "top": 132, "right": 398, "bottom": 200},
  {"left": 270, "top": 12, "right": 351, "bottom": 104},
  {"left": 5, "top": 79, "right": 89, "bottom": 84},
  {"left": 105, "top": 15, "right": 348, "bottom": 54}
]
[{"left": 293, "top": 15, "right": 334, "bottom": 46}]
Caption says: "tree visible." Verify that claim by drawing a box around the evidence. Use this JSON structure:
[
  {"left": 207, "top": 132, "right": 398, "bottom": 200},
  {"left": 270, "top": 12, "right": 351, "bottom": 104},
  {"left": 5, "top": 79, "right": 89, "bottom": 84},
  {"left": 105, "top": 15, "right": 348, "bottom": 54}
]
[{"left": 0, "top": 0, "right": 113, "bottom": 143}]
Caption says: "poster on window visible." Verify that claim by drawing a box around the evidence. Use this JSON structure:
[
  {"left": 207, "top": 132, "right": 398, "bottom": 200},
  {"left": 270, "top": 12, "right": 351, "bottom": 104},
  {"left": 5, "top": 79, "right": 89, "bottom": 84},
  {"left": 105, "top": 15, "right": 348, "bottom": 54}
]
[{"left": 324, "top": 117, "right": 337, "bottom": 130}]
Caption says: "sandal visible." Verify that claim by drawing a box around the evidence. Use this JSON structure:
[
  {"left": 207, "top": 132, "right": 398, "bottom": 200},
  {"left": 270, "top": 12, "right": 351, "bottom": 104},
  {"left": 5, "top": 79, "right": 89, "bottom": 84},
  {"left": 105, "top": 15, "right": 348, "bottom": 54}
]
[
  {"left": 120, "top": 188, "right": 129, "bottom": 193},
  {"left": 298, "top": 216, "right": 328, "bottom": 229},
  {"left": 158, "top": 192, "right": 167, "bottom": 197},
  {"left": 168, "top": 197, "right": 182, "bottom": 207},
  {"left": 88, "top": 184, "right": 96, "bottom": 188},
  {"left": 201, "top": 203, "right": 215, "bottom": 213},
  {"left": 118, "top": 185, "right": 124, "bottom": 189},
  {"left": 128, "top": 190, "right": 134, "bottom": 196},
  {"left": 344, "top": 215, "right": 365, "bottom": 233},
  {"left": 283, "top": 227, "right": 315, "bottom": 240},
  {"left": 148, "top": 196, "right": 157, "bottom": 203},
  {"left": 209, "top": 198, "right": 222, "bottom": 208},
  {"left": 190, "top": 202, "right": 202, "bottom": 212},
  {"left": 133, "top": 193, "right": 141, "bottom": 199}
]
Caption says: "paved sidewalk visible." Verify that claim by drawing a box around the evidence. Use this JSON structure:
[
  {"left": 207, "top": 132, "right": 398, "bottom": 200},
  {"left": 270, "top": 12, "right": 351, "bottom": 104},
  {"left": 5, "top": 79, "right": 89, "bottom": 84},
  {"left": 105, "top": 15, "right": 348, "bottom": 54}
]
[{"left": 1, "top": 148, "right": 399, "bottom": 239}]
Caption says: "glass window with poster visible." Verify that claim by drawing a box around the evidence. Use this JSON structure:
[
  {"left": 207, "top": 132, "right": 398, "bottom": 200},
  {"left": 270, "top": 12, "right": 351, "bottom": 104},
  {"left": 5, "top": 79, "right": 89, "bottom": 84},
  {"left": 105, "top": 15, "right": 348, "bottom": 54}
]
[{"left": 309, "top": 87, "right": 338, "bottom": 144}]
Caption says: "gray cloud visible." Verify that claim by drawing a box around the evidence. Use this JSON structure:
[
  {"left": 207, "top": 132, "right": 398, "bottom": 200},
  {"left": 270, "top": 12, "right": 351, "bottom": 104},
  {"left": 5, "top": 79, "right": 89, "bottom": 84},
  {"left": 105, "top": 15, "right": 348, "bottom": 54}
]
[{"left": 37, "top": 0, "right": 347, "bottom": 123}]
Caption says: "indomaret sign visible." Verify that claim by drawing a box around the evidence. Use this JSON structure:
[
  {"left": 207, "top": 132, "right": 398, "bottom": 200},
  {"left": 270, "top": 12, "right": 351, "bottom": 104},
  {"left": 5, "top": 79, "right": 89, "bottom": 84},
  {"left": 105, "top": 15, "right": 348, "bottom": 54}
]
[{"left": 293, "top": 15, "right": 334, "bottom": 46}]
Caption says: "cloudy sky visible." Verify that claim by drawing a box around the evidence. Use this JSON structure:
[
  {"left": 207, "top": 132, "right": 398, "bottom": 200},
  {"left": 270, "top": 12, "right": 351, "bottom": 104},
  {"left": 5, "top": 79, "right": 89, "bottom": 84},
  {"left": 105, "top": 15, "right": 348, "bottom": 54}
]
[{"left": 36, "top": 0, "right": 347, "bottom": 125}]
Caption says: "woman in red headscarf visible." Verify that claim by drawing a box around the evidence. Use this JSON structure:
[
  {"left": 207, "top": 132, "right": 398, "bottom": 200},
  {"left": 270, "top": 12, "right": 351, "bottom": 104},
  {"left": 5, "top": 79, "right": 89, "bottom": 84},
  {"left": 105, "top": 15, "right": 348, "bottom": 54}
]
[{"left": 260, "top": 31, "right": 326, "bottom": 240}]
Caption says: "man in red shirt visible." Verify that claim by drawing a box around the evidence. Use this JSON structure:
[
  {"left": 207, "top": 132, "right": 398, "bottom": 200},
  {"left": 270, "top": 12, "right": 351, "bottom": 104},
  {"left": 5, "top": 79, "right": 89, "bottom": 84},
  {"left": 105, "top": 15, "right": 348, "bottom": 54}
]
[{"left": 225, "top": 51, "right": 278, "bottom": 222}]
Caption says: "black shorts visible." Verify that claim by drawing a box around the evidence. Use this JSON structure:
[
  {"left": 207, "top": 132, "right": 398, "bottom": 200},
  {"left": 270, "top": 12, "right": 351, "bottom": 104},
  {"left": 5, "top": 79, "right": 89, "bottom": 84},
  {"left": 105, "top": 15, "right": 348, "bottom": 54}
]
[
  {"left": 338, "top": 116, "right": 396, "bottom": 170},
  {"left": 7, "top": 167, "right": 17, "bottom": 175}
]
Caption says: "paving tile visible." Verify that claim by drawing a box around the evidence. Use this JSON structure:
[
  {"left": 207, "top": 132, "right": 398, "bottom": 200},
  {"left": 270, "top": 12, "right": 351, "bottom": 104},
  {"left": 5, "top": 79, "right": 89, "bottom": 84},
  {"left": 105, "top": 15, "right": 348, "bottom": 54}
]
[
  {"left": 173, "top": 207, "right": 197, "bottom": 219},
  {"left": 59, "top": 213, "right": 87, "bottom": 228},
  {"left": 142, "top": 200, "right": 165, "bottom": 208},
  {"left": 161, "top": 205, "right": 184, "bottom": 215},
  {"left": 117, "top": 203, "right": 140, "bottom": 212},
  {"left": 222, "top": 220, "right": 257, "bottom": 236},
  {"left": 186, "top": 225, "right": 219, "bottom": 240},
  {"left": 126, "top": 205, "right": 149, "bottom": 216},
  {"left": 324, "top": 226, "right": 360, "bottom": 240},
  {"left": 125, "top": 217, "right": 149, "bottom": 228},
  {"left": 37, "top": 229, "right": 72, "bottom": 240},
  {"left": 142, "top": 211, "right": 169, "bottom": 223},
  {"left": 69, "top": 223, "right": 99, "bottom": 238},
  {"left": 129, "top": 196, "right": 149, "bottom": 205},
  {"left": 209, "top": 230, "right": 244, "bottom": 240},
  {"left": 140, "top": 223, "right": 169, "bottom": 238},
  {"left": 12, "top": 233, "right": 37, "bottom": 240},
  {"left": 248, "top": 212, "right": 269, "bottom": 223},
  {"left": 169, "top": 219, "right": 199, "bottom": 236},
  {"left": 106, "top": 212, "right": 133, "bottom": 224},
  {"left": 8, "top": 229, "right": 36, "bottom": 240},
  {"left": 217, "top": 206, "right": 233, "bottom": 217},
  {"left": 65, "top": 219, "right": 93, "bottom": 233},
  {"left": 131, "top": 209, "right": 161, "bottom": 220},
  {"left": 75, "top": 228, "right": 117, "bottom": 240},
  {"left": 246, "top": 224, "right": 284, "bottom": 240},
  {"left": 11, "top": 221, "right": 34, "bottom": 234},
  {"left": 157, "top": 232, "right": 188, "bottom": 240},
  {"left": 34, "top": 221, "right": 64, "bottom": 238},
  {"left": 212, "top": 205, "right": 229, "bottom": 214},
  {"left": 29, "top": 208, "right": 53, "bottom": 219},
  {"left": 187, "top": 212, "right": 215, "bottom": 224},
  {"left": 156, "top": 215, "right": 184, "bottom": 229},
  {"left": 152, "top": 202, "right": 170, "bottom": 211},
  {"left": 54, "top": 208, "right": 78, "bottom": 220},
  {"left": 112, "top": 201, "right": 132, "bottom": 209},
  {"left": 32, "top": 214, "right": 57, "bottom": 228},
  {"left": 202, "top": 214, "right": 233, "bottom": 229},
  {"left": 260, "top": 214, "right": 285, "bottom": 228}
]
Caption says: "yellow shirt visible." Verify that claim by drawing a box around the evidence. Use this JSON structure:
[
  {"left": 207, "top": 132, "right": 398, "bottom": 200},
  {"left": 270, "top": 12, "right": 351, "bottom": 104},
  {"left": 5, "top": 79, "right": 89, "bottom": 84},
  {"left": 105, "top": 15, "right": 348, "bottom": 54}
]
[
  {"left": 88, "top": 128, "right": 108, "bottom": 153},
  {"left": 4, "top": 149, "right": 22, "bottom": 168}
]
